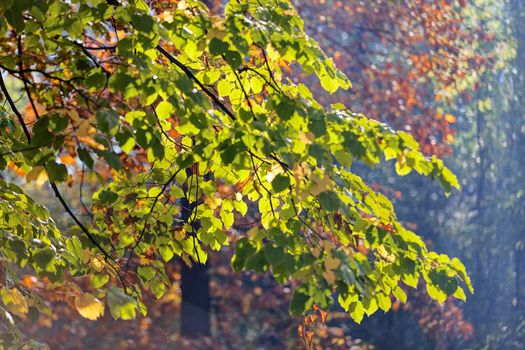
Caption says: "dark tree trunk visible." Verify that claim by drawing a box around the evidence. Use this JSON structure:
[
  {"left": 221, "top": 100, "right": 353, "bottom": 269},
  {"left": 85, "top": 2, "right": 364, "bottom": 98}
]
[
  {"left": 178, "top": 176, "right": 211, "bottom": 338},
  {"left": 180, "top": 261, "right": 211, "bottom": 337}
]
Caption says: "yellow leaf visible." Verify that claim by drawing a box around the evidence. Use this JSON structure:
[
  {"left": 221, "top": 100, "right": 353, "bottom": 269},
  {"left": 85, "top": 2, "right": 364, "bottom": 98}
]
[
  {"left": 207, "top": 26, "right": 227, "bottom": 40},
  {"left": 205, "top": 195, "right": 222, "bottom": 210},
  {"left": 77, "top": 120, "right": 95, "bottom": 137},
  {"left": 90, "top": 256, "right": 105, "bottom": 272},
  {"left": 26, "top": 166, "right": 45, "bottom": 183},
  {"left": 178, "top": 0, "right": 189, "bottom": 10},
  {"left": 66, "top": 109, "right": 80, "bottom": 123},
  {"left": 36, "top": 168, "right": 49, "bottom": 185},
  {"left": 310, "top": 247, "right": 321, "bottom": 258},
  {"left": 75, "top": 293, "right": 104, "bottom": 320},
  {"left": 173, "top": 228, "right": 186, "bottom": 241},
  {"left": 1, "top": 288, "right": 28, "bottom": 319},
  {"left": 293, "top": 162, "right": 311, "bottom": 182},
  {"left": 265, "top": 44, "right": 280, "bottom": 61},
  {"left": 310, "top": 174, "right": 333, "bottom": 196},
  {"left": 322, "top": 270, "right": 336, "bottom": 284},
  {"left": 158, "top": 9, "right": 174, "bottom": 22},
  {"left": 377, "top": 245, "right": 396, "bottom": 263},
  {"left": 298, "top": 131, "right": 315, "bottom": 145},
  {"left": 324, "top": 256, "right": 341, "bottom": 270}
]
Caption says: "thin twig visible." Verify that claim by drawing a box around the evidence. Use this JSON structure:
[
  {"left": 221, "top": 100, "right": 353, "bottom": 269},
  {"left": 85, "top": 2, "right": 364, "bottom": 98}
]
[
  {"left": 249, "top": 154, "right": 276, "bottom": 219},
  {"left": 231, "top": 66, "right": 257, "bottom": 120}
]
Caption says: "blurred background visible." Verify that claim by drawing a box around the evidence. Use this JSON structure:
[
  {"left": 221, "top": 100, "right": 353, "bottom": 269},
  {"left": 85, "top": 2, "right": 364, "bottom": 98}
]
[{"left": 15, "top": 0, "right": 525, "bottom": 349}]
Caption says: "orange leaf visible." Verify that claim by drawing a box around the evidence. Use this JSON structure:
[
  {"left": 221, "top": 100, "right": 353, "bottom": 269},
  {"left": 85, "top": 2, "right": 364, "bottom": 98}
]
[
  {"left": 60, "top": 154, "right": 77, "bottom": 165},
  {"left": 78, "top": 136, "right": 106, "bottom": 151}
]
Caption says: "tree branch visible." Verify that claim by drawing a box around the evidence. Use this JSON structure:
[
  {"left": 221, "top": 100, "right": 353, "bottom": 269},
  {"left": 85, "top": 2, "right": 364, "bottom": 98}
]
[
  {"left": 156, "top": 45, "right": 237, "bottom": 122},
  {"left": 0, "top": 73, "right": 32, "bottom": 142}
]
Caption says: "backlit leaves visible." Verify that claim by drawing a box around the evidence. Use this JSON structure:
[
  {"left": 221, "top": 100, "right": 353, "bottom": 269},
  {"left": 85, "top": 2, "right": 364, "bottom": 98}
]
[{"left": 0, "top": 0, "right": 471, "bottom": 342}]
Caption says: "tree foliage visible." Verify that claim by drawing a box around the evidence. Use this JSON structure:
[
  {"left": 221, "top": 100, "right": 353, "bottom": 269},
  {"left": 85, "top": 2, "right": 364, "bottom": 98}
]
[{"left": 0, "top": 0, "right": 471, "bottom": 346}]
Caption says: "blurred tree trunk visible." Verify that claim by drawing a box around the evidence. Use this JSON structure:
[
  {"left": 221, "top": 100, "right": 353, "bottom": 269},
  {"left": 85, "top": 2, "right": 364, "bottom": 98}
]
[
  {"left": 180, "top": 262, "right": 211, "bottom": 336},
  {"left": 178, "top": 184, "right": 211, "bottom": 337}
]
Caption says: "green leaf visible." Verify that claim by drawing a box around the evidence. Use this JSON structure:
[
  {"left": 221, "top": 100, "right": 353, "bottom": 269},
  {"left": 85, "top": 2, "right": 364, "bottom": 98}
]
[
  {"left": 220, "top": 207, "right": 234, "bottom": 230},
  {"left": 263, "top": 245, "right": 285, "bottom": 267},
  {"left": 231, "top": 238, "right": 257, "bottom": 272},
  {"left": 271, "top": 174, "right": 290, "bottom": 193},
  {"left": 276, "top": 100, "right": 295, "bottom": 120},
  {"left": 209, "top": 38, "right": 229, "bottom": 56},
  {"left": 85, "top": 71, "right": 106, "bottom": 90},
  {"left": 107, "top": 287, "right": 137, "bottom": 320},
  {"left": 32, "top": 248, "right": 54, "bottom": 271},
  {"left": 150, "top": 277, "right": 166, "bottom": 299},
  {"left": 393, "top": 286, "right": 407, "bottom": 303},
  {"left": 98, "top": 189, "right": 118, "bottom": 204},
  {"left": 155, "top": 101, "right": 174, "bottom": 120},
  {"left": 318, "top": 191, "right": 340, "bottom": 211},
  {"left": 349, "top": 301, "right": 365, "bottom": 324},
  {"left": 376, "top": 293, "right": 391, "bottom": 312},
  {"left": 159, "top": 246, "right": 174, "bottom": 262},
  {"left": 96, "top": 110, "right": 119, "bottom": 135},
  {"left": 138, "top": 266, "right": 155, "bottom": 282},
  {"left": 90, "top": 274, "right": 109, "bottom": 289},
  {"left": 426, "top": 282, "right": 447, "bottom": 304},
  {"left": 224, "top": 50, "right": 242, "bottom": 69},
  {"left": 217, "top": 80, "right": 234, "bottom": 97},
  {"left": 320, "top": 74, "right": 338, "bottom": 94},
  {"left": 46, "top": 161, "right": 68, "bottom": 182},
  {"left": 363, "top": 296, "right": 378, "bottom": 316},
  {"left": 233, "top": 199, "right": 248, "bottom": 216},
  {"left": 428, "top": 269, "right": 458, "bottom": 296},
  {"left": 101, "top": 151, "right": 122, "bottom": 170},
  {"left": 77, "top": 147, "right": 94, "bottom": 169},
  {"left": 289, "top": 289, "right": 312, "bottom": 316},
  {"left": 245, "top": 250, "right": 268, "bottom": 273}
]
